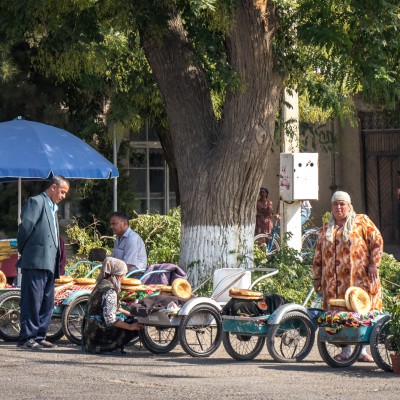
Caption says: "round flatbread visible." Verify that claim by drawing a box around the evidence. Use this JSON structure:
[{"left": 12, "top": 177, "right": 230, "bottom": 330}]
[
  {"left": 121, "top": 284, "right": 148, "bottom": 291},
  {"left": 345, "top": 287, "right": 356, "bottom": 311},
  {"left": 171, "top": 278, "right": 192, "bottom": 299},
  {"left": 55, "top": 281, "right": 74, "bottom": 288},
  {"left": 55, "top": 275, "right": 74, "bottom": 284},
  {"left": 154, "top": 285, "right": 173, "bottom": 292},
  {"left": 121, "top": 284, "right": 141, "bottom": 291},
  {"left": 229, "top": 288, "right": 263, "bottom": 298},
  {"left": 329, "top": 298, "right": 347, "bottom": 308},
  {"left": 75, "top": 277, "right": 96, "bottom": 285},
  {"left": 121, "top": 278, "right": 142, "bottom": 286},
  {"left": 121, "top": 285, "right": 137, "bottom": 291},
  {"left": 229, "top": 294, "right": 264, "bottom": 300},
  {"left": 345, "top": 286, "right": 371, "bottom": 314},
  {"left": 0, "top": 270, "right": 6, "bottom": 288}
]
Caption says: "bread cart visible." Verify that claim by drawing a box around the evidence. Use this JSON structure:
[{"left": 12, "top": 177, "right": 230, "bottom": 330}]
[
  {"left": 221, "top": 282, "right": 318, "bottom": 362},
  {"left": 132, "top": 267, "right": 279, "bottom": 358}
]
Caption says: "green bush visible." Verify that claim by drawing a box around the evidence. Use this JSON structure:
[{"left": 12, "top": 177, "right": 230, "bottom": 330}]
[
  {"left": 379, "top": 253, "right": 400, "bottom": 311},
  {"left": 64, "top": 208, "right": 181, "bottom": 277},
  {"left": 65, "top": 216, "right": 105, "bottom": 257},
  {"left": 251, "top": 244, "right": 313, "bottom": 305},
  {"left": 130, "top": 207, "right": 181, "bottom": 265}
]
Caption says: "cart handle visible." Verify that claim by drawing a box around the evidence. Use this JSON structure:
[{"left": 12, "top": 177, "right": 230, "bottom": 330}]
[
  {"left": 84, "top": 263, "right": 103, "bottom": 278},
  {"left": 211, "top": 267, "right": 279, "bottom": 301},
  {"left": 302, "top": 286, "right": 315, "bottom": 307},
  {"left": 248, "top": 269, "right": 279, "bottom": 289},
  {"left": 65, "top": 260, "right": 101, "bottom": 276}
]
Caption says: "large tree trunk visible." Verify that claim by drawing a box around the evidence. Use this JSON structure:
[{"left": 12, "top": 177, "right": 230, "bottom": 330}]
[{"left": 141, "top": 0, "right": 283, "bottom": 286}]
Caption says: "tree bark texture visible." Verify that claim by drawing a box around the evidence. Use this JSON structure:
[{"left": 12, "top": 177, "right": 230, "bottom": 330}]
[{"left": 141, "top": 0, "right": 283, "bottom": 285}]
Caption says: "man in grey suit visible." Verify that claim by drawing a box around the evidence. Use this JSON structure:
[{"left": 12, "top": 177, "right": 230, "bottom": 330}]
[{"left": 17, "top": 176, "right": 69, "bottom": 350}]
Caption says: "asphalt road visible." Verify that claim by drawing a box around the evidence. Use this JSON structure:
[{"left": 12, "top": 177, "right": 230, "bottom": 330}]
[{"left": 0, "top": 339, "right": 398, "bottom": 400}]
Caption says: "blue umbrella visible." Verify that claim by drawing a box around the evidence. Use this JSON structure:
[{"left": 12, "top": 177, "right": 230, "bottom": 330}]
[
  {"left": 0, "top": 117, "right": 118, "bottom": 180},
  {"left": 0, "top": 117, "right": 119, "bottom": 222}
]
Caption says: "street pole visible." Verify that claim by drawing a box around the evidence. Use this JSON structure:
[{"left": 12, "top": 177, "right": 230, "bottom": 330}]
[
  {"left": 280, "top": 89, "right": 302, "bottom": 251},
  {"left": 113, "top": 124, "right": 118, "bottom": 212}
]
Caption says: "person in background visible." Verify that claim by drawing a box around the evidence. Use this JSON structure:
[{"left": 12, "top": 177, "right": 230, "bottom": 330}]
[
  {"left": 17, "top": 176, "right": 69, "bottom": 350},
  {"left": 313, "top": 191, "right": 383, "bottom": 362},
  {"left": 82, "top": 257, "right": 142, "bottom": 354},
  {"left": 109, "top": 212, "right": 147, "bottom": 273},
  {"left": 255, "top": 187, "right": 279, "bottom": 236},
  {"left": 301, "top": 200, "right": 312, "bottom": 226}
]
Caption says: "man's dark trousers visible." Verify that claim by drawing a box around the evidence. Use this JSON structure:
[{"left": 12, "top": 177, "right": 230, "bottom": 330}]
[{"left": 18, "top": 269, "right": 55, "bottom": 345}]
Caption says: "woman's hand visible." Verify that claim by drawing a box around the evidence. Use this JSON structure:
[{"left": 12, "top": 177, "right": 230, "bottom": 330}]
[
  {"left": 368, "top": 265, "right": 379, "bottom": 281},
  {"left": 128, "top": 322, "right": 143, "bottom": 331}
]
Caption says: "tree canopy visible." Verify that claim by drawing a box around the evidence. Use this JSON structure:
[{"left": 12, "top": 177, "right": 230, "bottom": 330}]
[
  {"left": 2, "top": 1, "right": 399, "bottom": 125},
  {"left": 1, "top": 1, "right": 400, "bottom": 280}
]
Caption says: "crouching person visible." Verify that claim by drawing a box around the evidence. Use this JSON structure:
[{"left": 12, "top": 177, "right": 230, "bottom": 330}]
[{"left": 82, "top": 257, "right": 142, "bottom": 354}]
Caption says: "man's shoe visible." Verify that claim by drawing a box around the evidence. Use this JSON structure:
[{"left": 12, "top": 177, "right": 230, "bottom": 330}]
[
  {"left": 17, "top": 339, "right": 44, "bottom": 350},
  {"left": 37, "top": 340, "right": 57, "bottom": 348}
]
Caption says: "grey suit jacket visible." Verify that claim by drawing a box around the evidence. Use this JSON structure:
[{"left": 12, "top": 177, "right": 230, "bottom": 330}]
[{"left": 17, "top": 193, "right": 61, "bottom": 276}]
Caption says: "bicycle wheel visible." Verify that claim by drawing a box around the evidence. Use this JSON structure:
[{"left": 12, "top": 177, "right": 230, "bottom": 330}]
[
  {"left": 370, "top": 315, "right": 394, "bottom": 372},
  {"left": 0, "top": 290, "right": 21, "bottom": 341},
  {"left": 222, "top": 331, "right": 265, "bottom": 361},
  {"left": 178, "top": 304, "right": 222, "bottom": 357},
  {"left": 61, "top": 295, "right": 89, "bottom": 345},
  {"left": 46, "top": 316, "right": 64, "bottom": 342},
  {"left": 254, "top": 233, "right": 280, "bottom": 256},
  {"left": 138, "top": 325, "right": 179, "bottom": 354},
  {"left": 266, "top": 311, "right": 315, "bottom": 363},
  {"left": 317, "top": 329, "right": 362, "bottom": 367},
  {"left": 301, "top": 228, "right": 320, "bottom": 251}
]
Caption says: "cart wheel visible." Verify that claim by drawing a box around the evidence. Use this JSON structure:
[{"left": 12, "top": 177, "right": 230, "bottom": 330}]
[
  {"left": 61, "top": 295, "right": 89, "bottom": 345},
  {"left": 46, "top": 316, "right": 64, "bottom": 342},
  {"left": 178, "top": 304, "right": 222, "bottom": 357},
  {"left": 139, "top": 325, "right": 179, "bottom": 354},
  {"left": 317, "top": 329, "right": 362, "bottom": 367},
  {"left": 370, "top": 315, "right": 394, "bottom": 372},
  {"left": 266, "top": 311, "right": 315, "bottom": 363},
  {"left": 0, "top": 291, "right": 21, "bottom": 341},
  {"left": 222, "top": 331, "right": 265, "bottom": 361}
]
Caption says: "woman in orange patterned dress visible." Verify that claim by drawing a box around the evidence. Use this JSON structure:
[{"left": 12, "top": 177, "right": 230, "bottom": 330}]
[
  {"left": 255, "top": 187, "right": 274, "bottom": 236},
  {"left": 313, "top": 191, "right": 383, "bottom": 362},
  {"left": 255, "top": 187, "right": 280, "bottom": 236}
]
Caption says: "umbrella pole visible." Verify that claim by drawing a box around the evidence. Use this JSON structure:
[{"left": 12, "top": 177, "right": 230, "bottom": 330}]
[
  {"left": 113, "top": 124, "right": 118, "bottom": 211},
  {"left": 17, "top": 177, "right": 22, "bottom": 287},
  {"left": 18, "top": 177, "right": 22, "bottom": 224}
]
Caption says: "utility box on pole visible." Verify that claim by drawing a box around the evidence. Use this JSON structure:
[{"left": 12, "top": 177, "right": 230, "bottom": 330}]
[{"left": 279, "top": 153, "right": 319, "bottom": 201}]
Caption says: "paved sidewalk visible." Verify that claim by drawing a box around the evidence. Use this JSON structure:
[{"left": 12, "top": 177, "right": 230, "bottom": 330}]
[{"left": 0, "top": 339, "right": 398, "bottom": 400}]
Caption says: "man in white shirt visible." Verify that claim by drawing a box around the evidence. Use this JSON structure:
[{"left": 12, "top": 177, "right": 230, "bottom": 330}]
[{"left": 109, "top": 212, "right": 147, "bottom": 273}]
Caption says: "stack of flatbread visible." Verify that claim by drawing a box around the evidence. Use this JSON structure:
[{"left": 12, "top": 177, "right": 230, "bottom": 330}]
[{"left": 229, "top": 288, "right": 264, "bottom": 300}]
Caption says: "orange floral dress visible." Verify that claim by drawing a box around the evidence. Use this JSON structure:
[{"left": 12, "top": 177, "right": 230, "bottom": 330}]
[
  {"left": 313, "top": 214, "right": 383, "bottom": 311},
  {"left": 255, "top": 199, "right": 274, "bottom": 235}
]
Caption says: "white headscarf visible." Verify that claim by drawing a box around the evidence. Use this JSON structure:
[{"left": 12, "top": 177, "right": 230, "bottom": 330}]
[
  {"left": 97, "top": 257, "right": 127, "bottom": 291},
  {"left": 326, "top": 191, "right": 356, "bottom": 243}
]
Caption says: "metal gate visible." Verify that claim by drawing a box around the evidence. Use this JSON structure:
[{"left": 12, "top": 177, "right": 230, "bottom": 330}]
[{"left": 360, "top": 111, "right": 400, "bottom": 246}]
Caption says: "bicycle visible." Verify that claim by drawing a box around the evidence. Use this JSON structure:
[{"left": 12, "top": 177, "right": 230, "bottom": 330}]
[{"left": 254, "top": 221, "right": 320, "bottom": 258}]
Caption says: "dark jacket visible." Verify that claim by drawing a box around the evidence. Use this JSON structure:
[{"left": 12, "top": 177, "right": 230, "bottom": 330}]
[{"left": 17, "top": 193, "right": 61, "bottom": 277}]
